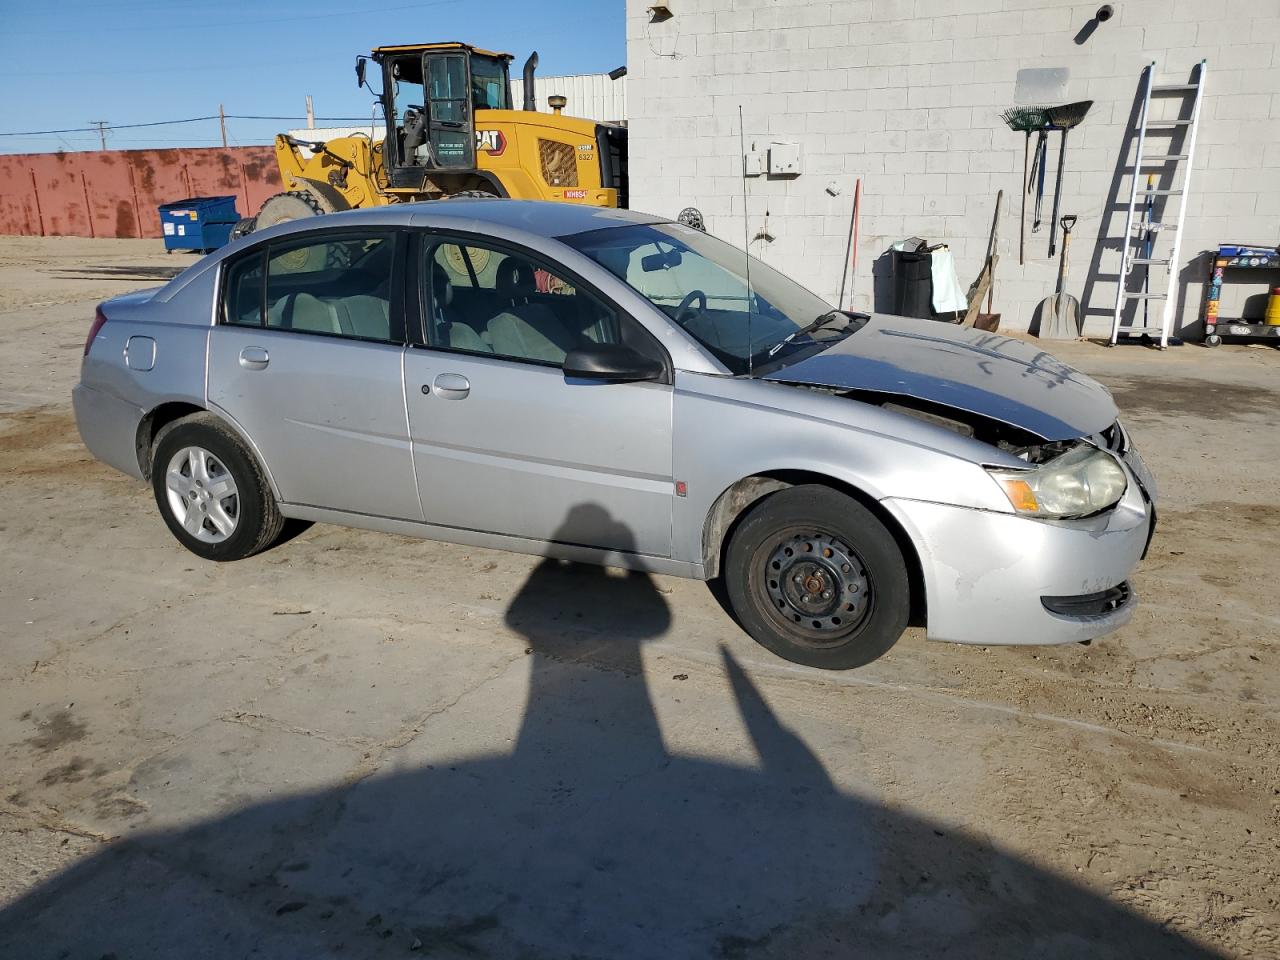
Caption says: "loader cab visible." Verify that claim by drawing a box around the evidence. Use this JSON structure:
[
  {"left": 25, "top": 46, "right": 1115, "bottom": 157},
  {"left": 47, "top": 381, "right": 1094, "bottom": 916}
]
[{"left": 370, "top": 42, "right": 513, "bottom": 189}]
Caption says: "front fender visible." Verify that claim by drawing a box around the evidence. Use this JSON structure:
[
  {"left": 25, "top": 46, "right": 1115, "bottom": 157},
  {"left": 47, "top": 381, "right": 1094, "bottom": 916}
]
[{"left": 671, "top": 372, "right": 1012, "bottom": 568}]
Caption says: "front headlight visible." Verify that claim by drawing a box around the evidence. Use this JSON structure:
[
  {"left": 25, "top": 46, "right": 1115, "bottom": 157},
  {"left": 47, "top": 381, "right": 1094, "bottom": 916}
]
[{"left": 987, "top": 444, "right": 1128, "bottom": 519}]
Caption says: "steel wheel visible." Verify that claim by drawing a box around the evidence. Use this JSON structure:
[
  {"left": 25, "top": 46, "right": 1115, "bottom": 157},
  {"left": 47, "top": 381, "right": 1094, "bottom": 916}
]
[
  {"left": 163, "top": 445, "right": 240, "bottom": 544},
  {"left": 723, "top": 485, "right": 910, "bottom": 670},
  {"left": 757, "top": 528, "right": 873, "bottom": 644}
]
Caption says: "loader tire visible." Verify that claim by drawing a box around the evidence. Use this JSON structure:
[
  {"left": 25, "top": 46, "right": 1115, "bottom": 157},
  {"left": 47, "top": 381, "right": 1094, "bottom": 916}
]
[
  {"left": 229, "top": 216, "right": 257, "bottom": 241},
  {"left": 254, "top": 190, "right": 328, "bottom": 230}
]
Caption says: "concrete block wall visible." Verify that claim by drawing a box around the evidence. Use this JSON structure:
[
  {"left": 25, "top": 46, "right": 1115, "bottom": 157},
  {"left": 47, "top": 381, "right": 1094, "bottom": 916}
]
[{"left": 625, "top": 0, "right": 1280, "bottom": 336}]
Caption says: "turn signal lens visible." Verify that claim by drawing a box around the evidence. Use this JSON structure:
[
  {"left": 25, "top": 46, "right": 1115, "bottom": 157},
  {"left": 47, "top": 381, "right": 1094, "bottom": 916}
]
[
  {"left": 998, "top": 478, "right": 1040, "bottom": 513},
  {"left": 988, "top": 444, "right": 1128, "bottom": 519}
]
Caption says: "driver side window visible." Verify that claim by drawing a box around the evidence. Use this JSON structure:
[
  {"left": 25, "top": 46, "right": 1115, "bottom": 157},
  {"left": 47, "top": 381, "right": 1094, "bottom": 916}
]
[{"left": 421, "top": 237, "right": 655, "bottom": 367}]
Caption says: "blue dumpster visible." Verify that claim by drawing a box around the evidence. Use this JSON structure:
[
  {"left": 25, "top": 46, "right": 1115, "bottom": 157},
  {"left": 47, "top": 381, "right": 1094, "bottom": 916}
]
[{"left": 158, "top": 196, "right": 240, "bottom": 253}]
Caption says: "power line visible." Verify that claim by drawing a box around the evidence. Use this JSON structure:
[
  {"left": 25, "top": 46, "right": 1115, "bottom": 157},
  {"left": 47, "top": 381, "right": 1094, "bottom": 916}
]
[{"left": 0, "top": 115, "right": 375, "bottom": 137}]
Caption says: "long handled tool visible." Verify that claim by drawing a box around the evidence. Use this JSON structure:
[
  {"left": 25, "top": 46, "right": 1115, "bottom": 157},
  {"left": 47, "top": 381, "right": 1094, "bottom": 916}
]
[
  {"left": 1037, "top": 214, "right": 1080, "bottom": 338},
  {"left": 999, "top": 108, "right": 1047, "bottom": 265},
  {"left": 1030, "top": 125, "right": 1049, "bottom": 233},
  {"left": 1045, "top": 100, "right": 1093, "bottom": 257}
]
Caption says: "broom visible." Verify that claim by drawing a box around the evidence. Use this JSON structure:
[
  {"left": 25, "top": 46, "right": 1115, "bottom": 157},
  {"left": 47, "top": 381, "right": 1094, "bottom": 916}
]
[
  {"left": 1044, "top": 100, "right": 1094, "bottom": 258},
  {"left": 1000, "top": 107, "right": 1047, "bottom": 266}
]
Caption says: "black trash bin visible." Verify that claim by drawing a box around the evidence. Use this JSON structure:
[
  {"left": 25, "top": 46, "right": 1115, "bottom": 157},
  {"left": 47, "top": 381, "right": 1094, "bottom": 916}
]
[{"left": 891, "top": 239, "right": 933, "bottom": 319}]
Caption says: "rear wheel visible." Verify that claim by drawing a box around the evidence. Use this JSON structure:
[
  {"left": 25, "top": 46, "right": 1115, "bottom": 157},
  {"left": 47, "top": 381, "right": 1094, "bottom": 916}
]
[
  {"left": 723, "top": 485, "right": 910, "bottom": 670},
  {"left": 151, "top": 414, "right": 284, "bottom": 562}
]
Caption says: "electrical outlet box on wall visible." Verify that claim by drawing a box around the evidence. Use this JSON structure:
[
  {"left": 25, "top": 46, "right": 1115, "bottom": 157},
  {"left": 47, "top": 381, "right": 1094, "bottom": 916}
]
[
  {"left": 743, "top": 150, "right": 765, "bottom": 177},
  {"left": 768, "top": 140, "right": 801, "bottom": 176}
]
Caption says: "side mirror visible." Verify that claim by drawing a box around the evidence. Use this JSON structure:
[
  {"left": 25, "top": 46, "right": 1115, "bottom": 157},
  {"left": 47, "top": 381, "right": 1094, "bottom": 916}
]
[
  {"left": 355, "top": 56, "right": 367, "bottom": 88},
  {"left": 563, "top": 344, "right": 664, "bottom": 384}
]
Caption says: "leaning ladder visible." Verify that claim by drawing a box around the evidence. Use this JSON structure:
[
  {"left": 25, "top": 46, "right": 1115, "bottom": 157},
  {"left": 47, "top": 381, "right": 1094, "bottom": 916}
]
[{"left": 1109, "top": 60, "right": 1207, "bottom": 349}]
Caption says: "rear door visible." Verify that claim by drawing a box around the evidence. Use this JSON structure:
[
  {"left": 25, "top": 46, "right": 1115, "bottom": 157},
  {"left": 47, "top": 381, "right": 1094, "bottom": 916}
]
[
  {"left": 207, "top": 229, "right": 422, "bottom": 521},
  {"left": 403, "top": 233, "right": 674, "bottom": 557}
]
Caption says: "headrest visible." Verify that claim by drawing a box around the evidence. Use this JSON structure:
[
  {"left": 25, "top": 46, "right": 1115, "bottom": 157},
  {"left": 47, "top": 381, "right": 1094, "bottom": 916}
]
[
  {"left": 495, "top": 258, "right": 536, "bottom": 298},
  {"left": 431, "top": 261, "right": 453, "bottom": 307}
]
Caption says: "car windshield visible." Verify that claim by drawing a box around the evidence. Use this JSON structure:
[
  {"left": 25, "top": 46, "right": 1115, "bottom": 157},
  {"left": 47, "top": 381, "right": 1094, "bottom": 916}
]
[{"left": 563, "top": 222, "right": 860, "bottom": 375}]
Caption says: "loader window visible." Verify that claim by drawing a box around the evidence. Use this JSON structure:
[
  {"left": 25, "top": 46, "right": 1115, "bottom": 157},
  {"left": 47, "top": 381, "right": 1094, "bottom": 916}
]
[
  {"left": 428, "top": 55, "right": 467, "bottom": 124},
  {"left": 470, "top": 56, "right": 510, "bottom": 110}
]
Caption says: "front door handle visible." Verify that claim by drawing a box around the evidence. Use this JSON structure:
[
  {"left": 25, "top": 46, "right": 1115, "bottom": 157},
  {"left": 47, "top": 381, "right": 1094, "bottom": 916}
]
[
  {"left": 239, "top": 346, "right": 269, "bottom": 370},
  {"left": 432, "top": 372, "right": 470, "bottom": 400}
]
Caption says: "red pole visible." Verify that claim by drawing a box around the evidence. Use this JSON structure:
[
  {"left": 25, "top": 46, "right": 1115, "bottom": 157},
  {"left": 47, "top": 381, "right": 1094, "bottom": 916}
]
[
  {"left": 80, "top": 171, "right": 95, "bottom": 239},
  {"left": 29, "top": 169, "right": 46, "bottom": 236}
]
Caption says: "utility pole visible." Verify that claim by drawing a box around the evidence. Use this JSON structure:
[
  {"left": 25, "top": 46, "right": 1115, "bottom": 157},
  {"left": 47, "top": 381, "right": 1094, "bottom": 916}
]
[
  {"left": 218, "top": 104, "right": 227, "bottom": 148},
  {"left": 305, "top": 95, "right": 315, "bottom": 130},
  {"left": 89, "top": 121, "right": 109, "bottom": 150}
]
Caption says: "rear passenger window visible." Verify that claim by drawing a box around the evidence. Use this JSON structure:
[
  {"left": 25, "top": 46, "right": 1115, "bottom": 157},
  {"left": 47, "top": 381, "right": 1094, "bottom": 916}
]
[
  {"left": 222, "top": 233, "right": 398, "bottom": 343},
  {"left": 224, "top": 254, "right": 264, "bottom": 326}
]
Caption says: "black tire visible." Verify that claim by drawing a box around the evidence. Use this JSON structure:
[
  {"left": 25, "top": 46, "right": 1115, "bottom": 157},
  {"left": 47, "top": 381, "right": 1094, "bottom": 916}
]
[
  {"left": 150, "top": 413, "right": 284, "bottom": 562},
  {"left": 444, "top": 189, "right": 501, "bottom": 200},
  {"left": 723, "top": 485, "right": 910, "bottom": 670},
  {"left": 229, "top": 216, "right": 257, "bottom": 241},
  {"left": 254, "top": 190, "right": 327, "bottom": 229}
]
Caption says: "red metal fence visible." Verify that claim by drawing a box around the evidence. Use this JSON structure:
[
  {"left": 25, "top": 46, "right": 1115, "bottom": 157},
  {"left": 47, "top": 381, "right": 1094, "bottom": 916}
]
[{"left": 0, "top": 147, "right": 284, "bottom": 238}]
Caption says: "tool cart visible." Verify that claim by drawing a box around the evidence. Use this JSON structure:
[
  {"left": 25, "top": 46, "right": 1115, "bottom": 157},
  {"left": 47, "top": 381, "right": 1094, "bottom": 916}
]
[{"left": 1203, "top": 243, "right": 1280, "bottom": 346}]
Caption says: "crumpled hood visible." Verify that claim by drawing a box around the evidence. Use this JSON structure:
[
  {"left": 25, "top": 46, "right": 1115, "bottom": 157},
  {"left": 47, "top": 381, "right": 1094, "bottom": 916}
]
[{"left": 764, "top": 313, "right": 1117, "bottom": 441}]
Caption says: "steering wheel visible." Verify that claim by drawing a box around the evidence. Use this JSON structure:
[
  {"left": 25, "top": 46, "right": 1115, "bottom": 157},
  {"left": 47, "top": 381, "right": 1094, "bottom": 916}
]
[{"left": 673, "top": 290, "right": 708, "bottom": 329}]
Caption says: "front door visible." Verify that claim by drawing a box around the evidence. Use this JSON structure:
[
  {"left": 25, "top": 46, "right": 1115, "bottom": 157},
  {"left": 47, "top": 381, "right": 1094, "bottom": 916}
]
[
  {"left": 403, "top": 235, "right": 674, "bottom": 558},
  {"left": 208, "top": 229, "right": 422, "bottom": 521},
  {"left": 423, "top": 51, "right": 475, "bottom": 171}
]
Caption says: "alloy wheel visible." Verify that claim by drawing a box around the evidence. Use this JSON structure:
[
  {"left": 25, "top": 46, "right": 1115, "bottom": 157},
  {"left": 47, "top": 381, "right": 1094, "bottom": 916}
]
[{"left": 164, "top": 445, "right": 239, "bottom": 543}]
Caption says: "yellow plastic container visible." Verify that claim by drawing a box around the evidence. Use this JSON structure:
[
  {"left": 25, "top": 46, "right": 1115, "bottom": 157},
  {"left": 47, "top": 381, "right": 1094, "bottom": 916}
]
[{"left": 1267, "top": 286, "right": 1280, "bottom": 326}]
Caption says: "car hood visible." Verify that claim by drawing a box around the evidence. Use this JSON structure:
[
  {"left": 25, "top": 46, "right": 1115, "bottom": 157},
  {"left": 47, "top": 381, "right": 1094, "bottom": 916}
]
[{"left": 764, "top": 313, "right": 1117, "bottom": 441}]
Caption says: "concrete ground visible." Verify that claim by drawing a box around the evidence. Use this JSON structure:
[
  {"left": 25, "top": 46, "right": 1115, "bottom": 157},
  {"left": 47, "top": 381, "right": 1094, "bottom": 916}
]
[{"left": 0, "top": 236, "right": 1277, "bottom": 959}]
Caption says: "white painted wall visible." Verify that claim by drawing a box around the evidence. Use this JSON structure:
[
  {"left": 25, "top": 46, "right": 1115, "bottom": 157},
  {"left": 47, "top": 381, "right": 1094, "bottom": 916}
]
[
  {"left": 512, "top": 73, "right": 629, "bottom": 123},
  {"left": 626, "top": 0, "right": 1280, "bottom": 336}
]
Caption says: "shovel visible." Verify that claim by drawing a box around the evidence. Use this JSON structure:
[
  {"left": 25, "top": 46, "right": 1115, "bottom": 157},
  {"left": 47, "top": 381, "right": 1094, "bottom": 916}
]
[{"left": 1036, "top": 214, "right": 1081, "bottom": 339}]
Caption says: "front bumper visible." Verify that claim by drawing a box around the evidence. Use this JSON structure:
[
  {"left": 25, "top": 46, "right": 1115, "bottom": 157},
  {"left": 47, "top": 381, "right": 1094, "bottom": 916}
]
[
  {"left": 882, "top": 457, "right": 1154, "bottom": 646},
  {"left": 72, "top": 383, "right": 145, "bottom": 480}
]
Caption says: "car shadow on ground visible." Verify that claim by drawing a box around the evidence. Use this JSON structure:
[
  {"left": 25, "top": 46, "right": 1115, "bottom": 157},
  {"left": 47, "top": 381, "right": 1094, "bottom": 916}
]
[{"left": 0, "top": 506, "right": 1220, "bottom": 959}]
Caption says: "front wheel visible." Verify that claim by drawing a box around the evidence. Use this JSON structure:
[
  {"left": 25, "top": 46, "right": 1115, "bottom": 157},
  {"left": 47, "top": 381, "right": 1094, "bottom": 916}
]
[
  {"left": 151, "top": 413, "right": 284, "bottom": 561},
  {"left": 723, "top": 485, "right": 910, "bottom": 670}
]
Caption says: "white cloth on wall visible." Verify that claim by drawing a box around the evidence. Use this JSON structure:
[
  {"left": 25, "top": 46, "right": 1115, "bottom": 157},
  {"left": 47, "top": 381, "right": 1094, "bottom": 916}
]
[{"left": 929, "top": 247, "right": 968, "bottom": 313}]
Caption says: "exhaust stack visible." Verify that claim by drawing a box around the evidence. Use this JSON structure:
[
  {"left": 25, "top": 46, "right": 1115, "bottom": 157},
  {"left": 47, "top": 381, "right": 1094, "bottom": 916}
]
[{"left": 522, "top": 52, "right": 539, "bottom": 111}]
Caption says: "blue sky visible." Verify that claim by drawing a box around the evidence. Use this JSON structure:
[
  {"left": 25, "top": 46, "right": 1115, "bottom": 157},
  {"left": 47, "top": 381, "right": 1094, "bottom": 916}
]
[{"left": 0, "top": 0, "right": 625, "bottom": 153}]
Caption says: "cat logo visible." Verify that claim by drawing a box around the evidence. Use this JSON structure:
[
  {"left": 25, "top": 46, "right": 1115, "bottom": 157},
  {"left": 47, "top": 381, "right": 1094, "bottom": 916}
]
[{"left": 476, "top": 129, "right": 506, "bottom": 156}]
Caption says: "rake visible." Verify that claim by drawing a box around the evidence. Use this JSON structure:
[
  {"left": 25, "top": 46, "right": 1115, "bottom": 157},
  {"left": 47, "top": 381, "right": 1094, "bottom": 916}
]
[
  {"left": 1044, "top": 100, "right": 1094, "bottom": 258},
  {"left": 1000, "top": 107, "right": 1048, "bottom": 266}
]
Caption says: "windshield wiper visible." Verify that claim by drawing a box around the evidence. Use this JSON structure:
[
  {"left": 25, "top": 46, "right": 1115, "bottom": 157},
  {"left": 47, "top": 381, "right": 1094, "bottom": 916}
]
[{"left": 767, "top": 310, "right": 852, "bottom": 357}]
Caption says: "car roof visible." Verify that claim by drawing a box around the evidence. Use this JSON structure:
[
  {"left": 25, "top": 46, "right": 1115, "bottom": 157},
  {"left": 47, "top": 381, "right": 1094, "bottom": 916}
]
[
  {"left": 253, "top": 200, "right": 667, "bottom": 242},
  {"left": 159, "top": 201, "right": 671, "bottom": 304}
]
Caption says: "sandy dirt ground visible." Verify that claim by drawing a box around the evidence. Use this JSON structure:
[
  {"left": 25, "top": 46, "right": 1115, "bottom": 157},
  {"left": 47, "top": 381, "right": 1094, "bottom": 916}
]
[{"left": 0, "top": 236, "right": 1277, "bottom": 958}]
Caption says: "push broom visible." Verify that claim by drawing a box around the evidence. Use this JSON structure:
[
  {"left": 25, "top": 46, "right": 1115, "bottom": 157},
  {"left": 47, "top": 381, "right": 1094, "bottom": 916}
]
[{"left": 999, "top": 107, "right": 1047, "bottom": 266}]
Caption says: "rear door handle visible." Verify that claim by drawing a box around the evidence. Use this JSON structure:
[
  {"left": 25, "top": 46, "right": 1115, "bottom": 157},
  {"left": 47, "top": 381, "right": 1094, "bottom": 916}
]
[
  {"left": 239, "top": 346, "right": 269, "bottom": 370},
  {"left": 431, "top": 372, "right": 470, "bottom": 400}
]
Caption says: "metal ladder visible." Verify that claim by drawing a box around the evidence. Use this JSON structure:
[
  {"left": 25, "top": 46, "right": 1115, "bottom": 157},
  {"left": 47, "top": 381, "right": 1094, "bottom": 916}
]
[{"left": 1108, "top": 60, "right": 1207, "bottom": 349}]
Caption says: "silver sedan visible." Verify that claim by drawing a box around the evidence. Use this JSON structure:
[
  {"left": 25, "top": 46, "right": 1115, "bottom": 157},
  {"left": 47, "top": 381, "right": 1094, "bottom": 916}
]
[{"left": 73, "top": 200, "right": 1155, "bottom": 669}]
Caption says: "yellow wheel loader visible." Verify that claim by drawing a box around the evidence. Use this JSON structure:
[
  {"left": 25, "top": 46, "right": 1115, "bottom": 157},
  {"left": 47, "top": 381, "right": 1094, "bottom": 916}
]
[{"left": 237, "top": 42, "right": 627, "bottom": 236}]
